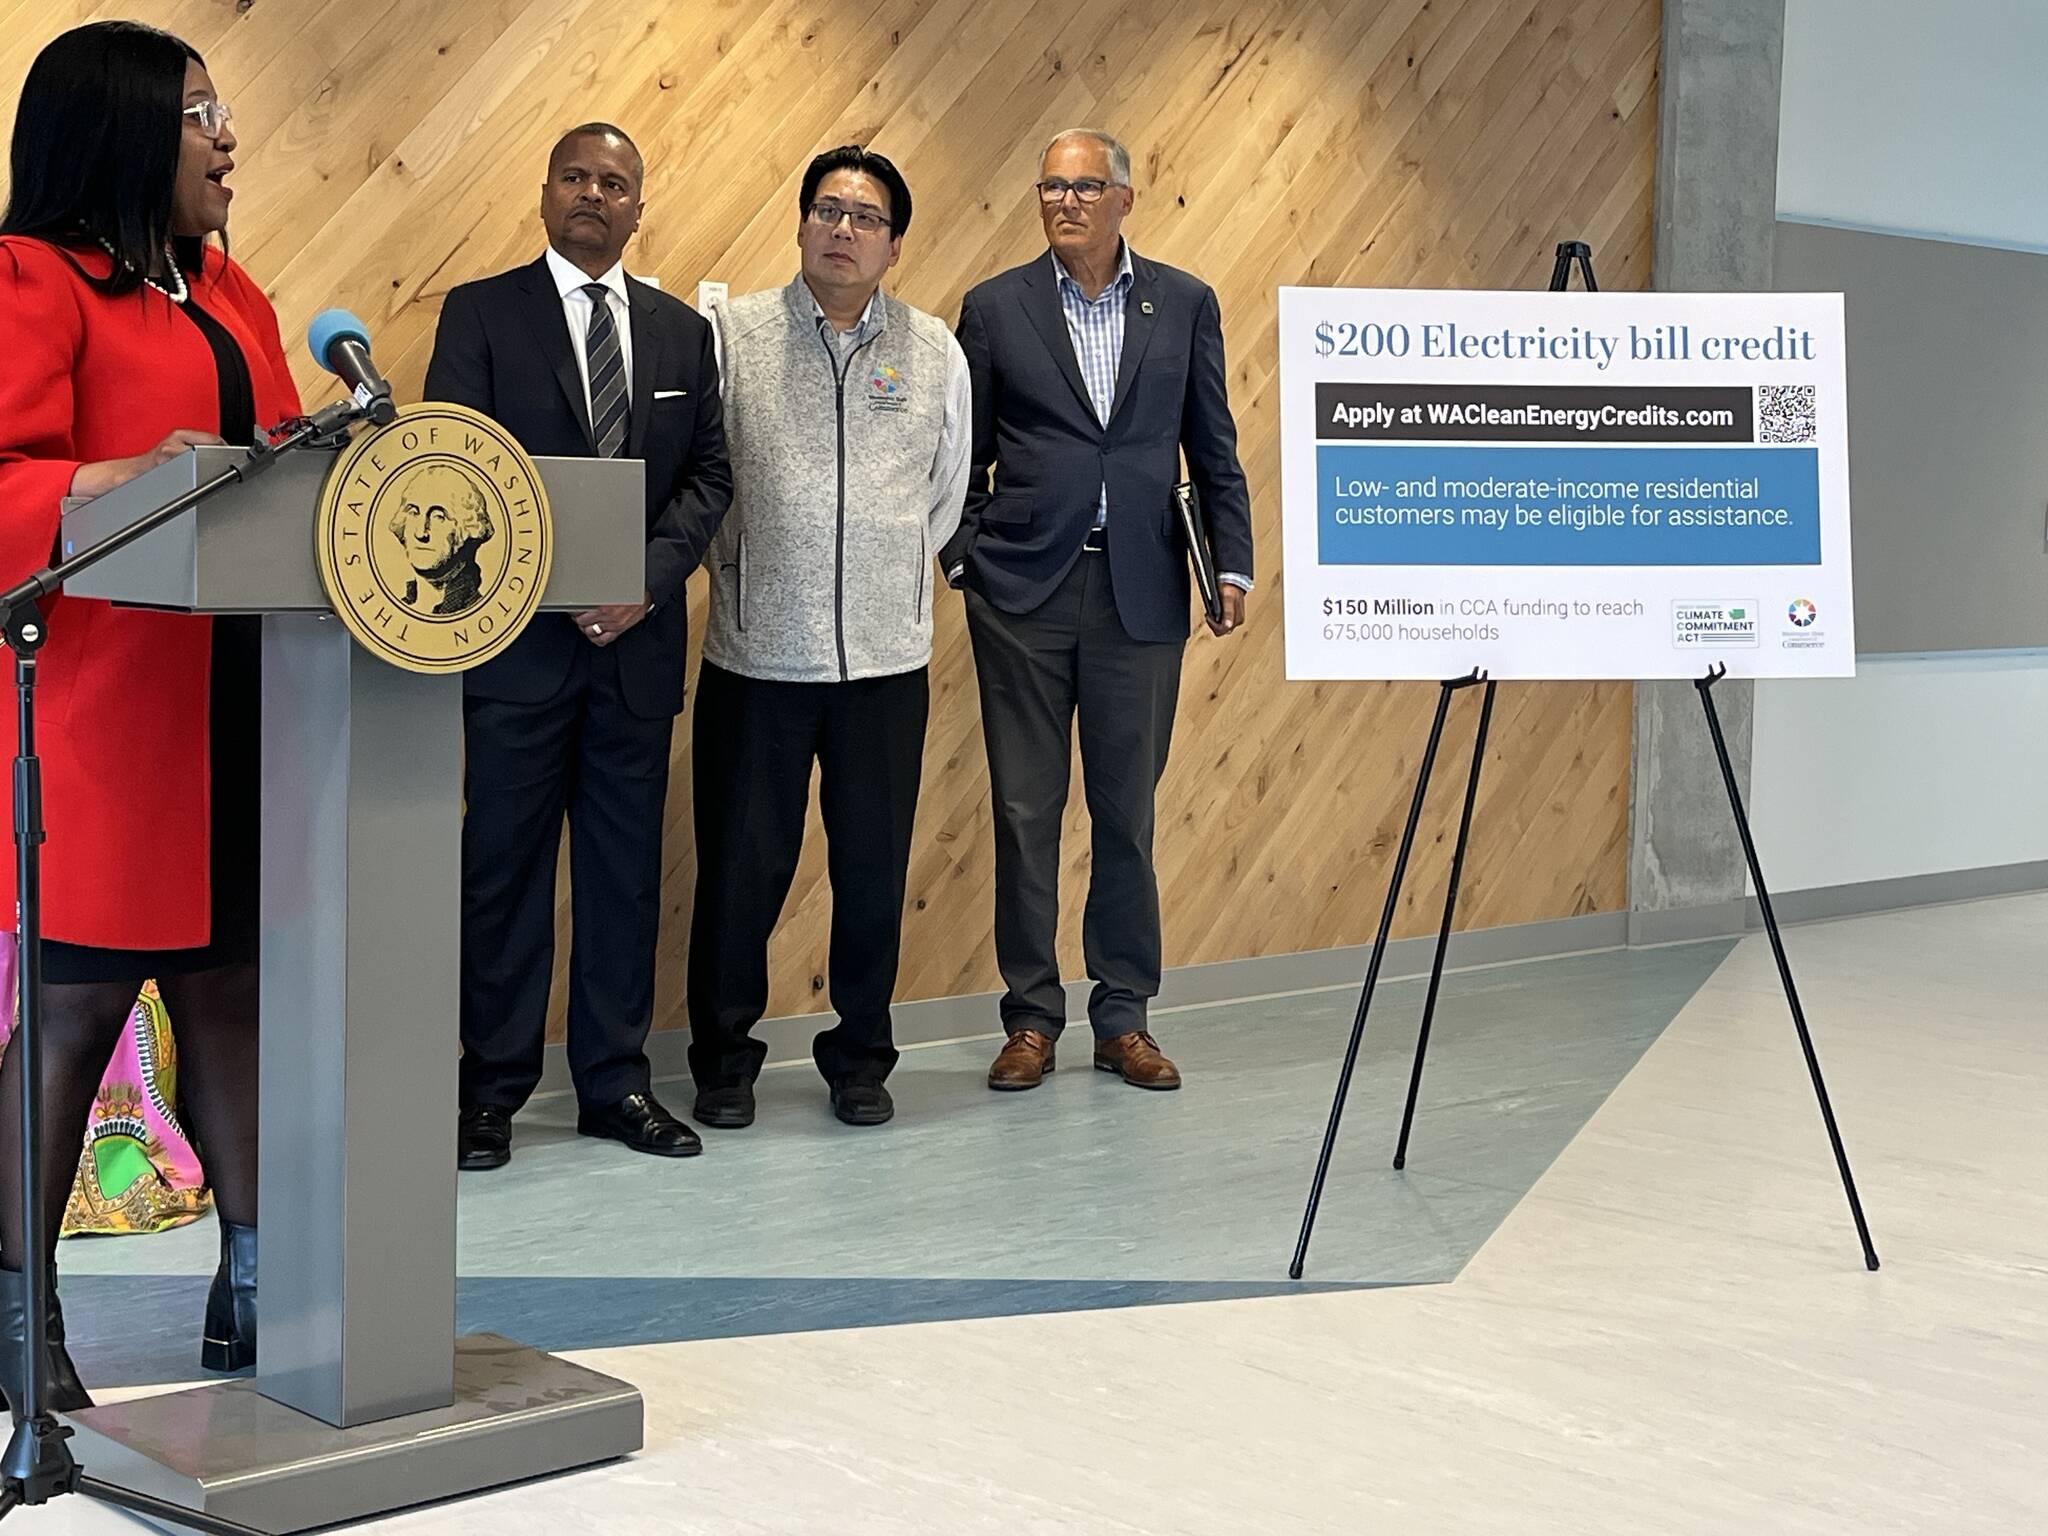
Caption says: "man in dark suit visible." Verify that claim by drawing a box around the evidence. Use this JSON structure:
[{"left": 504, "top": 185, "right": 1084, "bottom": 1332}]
[
  {"left": 426, "top": 123, "right": 732, "bottom": 1168},
  {"left": 943, "top": 127, "right": 1253, "bottom": 1096}
]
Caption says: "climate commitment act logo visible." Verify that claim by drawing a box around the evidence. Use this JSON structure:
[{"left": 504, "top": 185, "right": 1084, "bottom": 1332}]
[{"left": 1671, "top": 600, "right": 1760, "bottom": 648}]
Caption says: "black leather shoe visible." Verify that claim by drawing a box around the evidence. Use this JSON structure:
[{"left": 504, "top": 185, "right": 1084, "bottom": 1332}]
[
  {"left": 693, "top": 1083, "right": 756, "bottom": 1129},
  {"left": 458, "top": 1105, "right": 512, "bottom": 1171},
  {"left": 201, "top": 1221, "right": 256, "bottom": 1373},
  {"left": 830, "top": 1081, "right": 895, "bottom": 1127},
  {"left": 0, "top": 1265, "right": 92, "bottom": 1414},
  {"left": 578, "top": 1091, "right": 703, "bottom": 1157}
]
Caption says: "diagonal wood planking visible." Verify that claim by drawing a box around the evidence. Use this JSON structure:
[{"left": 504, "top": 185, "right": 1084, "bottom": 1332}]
[{"left": 2, "top": 0, "right": 1653, "bottom": 1038}]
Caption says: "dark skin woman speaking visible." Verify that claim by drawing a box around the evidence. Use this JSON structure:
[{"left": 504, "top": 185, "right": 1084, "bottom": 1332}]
[{"left": 0, "top": 22, "right": 303, "bottom": 1407}]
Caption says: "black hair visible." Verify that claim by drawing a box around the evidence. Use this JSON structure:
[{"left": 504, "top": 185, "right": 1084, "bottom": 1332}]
[
  {"left": 799, "top": 145, "right": 912, "bottom": 236},
  {"left": 549, "top": 122, "right": 644, "bottom": 185},
  {"left": 0, "top": 22, "right": 209, "bottom": 296}
]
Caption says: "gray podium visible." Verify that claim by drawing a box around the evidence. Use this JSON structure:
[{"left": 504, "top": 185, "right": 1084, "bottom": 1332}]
[{"left": 48, "top": 445, "right": 649, "bottom": 1532}]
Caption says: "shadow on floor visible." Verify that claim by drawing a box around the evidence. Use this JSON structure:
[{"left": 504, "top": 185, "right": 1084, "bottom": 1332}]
[{"left": 63, "top": 1272, "right": 1378, "bottom": 1388}]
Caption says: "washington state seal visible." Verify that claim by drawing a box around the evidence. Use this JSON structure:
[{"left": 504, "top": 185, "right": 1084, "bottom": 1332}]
[{"left": 314, "top": 401, "right": 552, "bottom": 673}]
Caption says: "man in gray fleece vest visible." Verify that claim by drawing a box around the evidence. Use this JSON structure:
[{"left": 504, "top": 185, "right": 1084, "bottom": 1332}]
[{"left": 688, "top": 146, "right": 970, "bottom": 1129}]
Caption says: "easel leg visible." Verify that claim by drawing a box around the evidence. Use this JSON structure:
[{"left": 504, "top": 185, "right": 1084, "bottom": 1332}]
[
  {"left": 1694, "top": 665, "right": 1880, "bottom": 1271},
  {"left": 1394, "top": 678, "right": 1497, "bottom": 1170},
  {"left": 1290, "top": 672, "right": 1478, "bottom": 1279}
]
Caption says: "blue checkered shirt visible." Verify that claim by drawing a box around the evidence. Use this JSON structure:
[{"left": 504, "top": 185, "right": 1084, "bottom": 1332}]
[
  {"left": 1051, "top": 245, "right": 1133, "bottom": 529},
  {"left": 1049, "top": 246, "right": 1250, "bottom": 593}
]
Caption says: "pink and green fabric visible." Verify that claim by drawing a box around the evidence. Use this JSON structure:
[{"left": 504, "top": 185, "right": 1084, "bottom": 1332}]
[{"left": 0, "top": 942, "right": 211, "bottom": 1236}]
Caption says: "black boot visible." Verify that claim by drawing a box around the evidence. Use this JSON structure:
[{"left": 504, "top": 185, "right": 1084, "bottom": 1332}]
[
  {"left": 201, "top": 1221, "right": 256, "bottom": 1373},
  {"left": 42, "top": 1266, "right": 91, "bottom": 1410},
  {"left": 0, "top": 1264, "right": 93, "bottom": 1414}
]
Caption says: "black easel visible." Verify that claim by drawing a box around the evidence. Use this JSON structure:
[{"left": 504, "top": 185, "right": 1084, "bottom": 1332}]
[
  {"left": 1693, "top": 662, "right": 1878, "bottom": 1269},
  {"left": 1288, "top": 242, "right": 1879, "bottom": 1280},
  {"left": 0, "top": 397, "right": 366, "bottom": 1531}
]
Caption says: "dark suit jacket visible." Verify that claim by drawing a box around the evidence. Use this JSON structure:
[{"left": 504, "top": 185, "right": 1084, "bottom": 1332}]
[
  {"left": 941, "top": 249, "right": 1252, "bottom": 642},
  {"left": 424, "top": 255, "right": 732, "bottom": 717}
]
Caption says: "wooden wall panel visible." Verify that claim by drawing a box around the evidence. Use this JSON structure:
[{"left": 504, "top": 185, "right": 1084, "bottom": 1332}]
[{"left": 0, "top": 0, "right": 1655, "bottom": 1034}]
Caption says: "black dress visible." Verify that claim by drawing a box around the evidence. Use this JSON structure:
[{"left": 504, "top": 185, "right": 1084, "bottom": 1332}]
[{"left": 40, "top": 292, "right": 262, "bottom": 985}]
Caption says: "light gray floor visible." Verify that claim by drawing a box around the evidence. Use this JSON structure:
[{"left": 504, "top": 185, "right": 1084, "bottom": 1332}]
[
  {"left": 39, "top": 896, "right": 2048, "bottom": 1533},
  {"left": 58, "top": 941, "right": 1731, "bottom": 1384}
]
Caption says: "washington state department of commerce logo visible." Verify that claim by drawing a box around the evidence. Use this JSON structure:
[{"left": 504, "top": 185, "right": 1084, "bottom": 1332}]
[
  {"left": 867, "top": 362, "right": 909, "bottom": 412},
  {"left": 1781, "top": 596, "right": 1826, "bottom": 650},
  {"left": 315, "top": 402, "right": 553, "bottom": 674}
]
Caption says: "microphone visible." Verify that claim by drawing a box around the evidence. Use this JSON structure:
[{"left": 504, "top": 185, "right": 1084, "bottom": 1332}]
[{"left": 306, "top": 309, "right": 398, "bottom": 427}]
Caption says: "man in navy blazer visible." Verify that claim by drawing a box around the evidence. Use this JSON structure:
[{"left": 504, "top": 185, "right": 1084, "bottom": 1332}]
[
  {"left": 943, "top": 127, "right": 1253, "bottom": 1096},
  {"left": 426, "top": 123, "right": 731, "bottom": 1169}
]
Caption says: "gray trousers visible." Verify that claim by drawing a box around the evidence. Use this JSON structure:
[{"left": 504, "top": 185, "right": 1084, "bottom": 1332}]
[{"left": 964, "top": 552, "right": 1183, "bottom": 1040}]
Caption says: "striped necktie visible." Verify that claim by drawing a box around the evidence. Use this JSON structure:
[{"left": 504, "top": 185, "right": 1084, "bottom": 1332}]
[{"left": 583, "top": 282, "right": 629, "bottom": 458}]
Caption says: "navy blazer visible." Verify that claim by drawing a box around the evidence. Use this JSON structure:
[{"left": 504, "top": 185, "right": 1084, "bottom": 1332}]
[
  {"left": 424, "top": 255, "right": 733, "bottom": 717},
  {"left": 942, "top": 249, "right": 1252, "bottom": 642}
]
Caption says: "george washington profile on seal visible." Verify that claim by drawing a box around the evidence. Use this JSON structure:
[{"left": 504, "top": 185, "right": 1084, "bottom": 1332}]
[
  {"left": 317, "top": 400, "right": 553, "bottom": 675},
  {"left": 387, "top": 463, "right": 495, "bottom": 616}
]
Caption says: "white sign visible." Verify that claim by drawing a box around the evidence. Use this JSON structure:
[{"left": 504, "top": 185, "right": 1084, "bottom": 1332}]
[{"left": 1277, "top": 287, "right": 1855, "bottom": 680}]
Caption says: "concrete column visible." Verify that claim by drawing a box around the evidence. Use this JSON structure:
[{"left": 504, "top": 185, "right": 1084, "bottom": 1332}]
[{"left": 1629, "top": 0, "right": 1787, "bottom": 943}]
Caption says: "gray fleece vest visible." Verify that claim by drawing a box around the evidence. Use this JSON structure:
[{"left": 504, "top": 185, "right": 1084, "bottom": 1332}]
[{"left": 704, "top": 279, "right": 953, "bottom": 682}]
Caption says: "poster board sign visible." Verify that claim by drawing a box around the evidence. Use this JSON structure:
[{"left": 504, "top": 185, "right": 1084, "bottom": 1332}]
[{"left": 1278, "top": 288, "right": 1854, "bottom": 680}]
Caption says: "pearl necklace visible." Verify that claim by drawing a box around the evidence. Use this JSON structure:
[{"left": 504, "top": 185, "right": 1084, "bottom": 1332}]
[{"left": 96, "top": 237, "right": 188, "bottom": 303}]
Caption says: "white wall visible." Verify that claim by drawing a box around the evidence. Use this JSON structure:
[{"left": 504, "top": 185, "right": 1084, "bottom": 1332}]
[
  {"left": 1751, "top": 656, "right": 2048, "bottom": 890},
  {"left": 1779, "top": 0, "right": 2048, "bottom": 253},
  {"left": 1762, "top": 0, "right": 2048, "bottom": 892}
]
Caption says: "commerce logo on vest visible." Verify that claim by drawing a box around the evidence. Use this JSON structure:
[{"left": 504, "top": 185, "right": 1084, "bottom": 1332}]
[{"left": 868, "top": 363, "right": 910, "bottom": 412}]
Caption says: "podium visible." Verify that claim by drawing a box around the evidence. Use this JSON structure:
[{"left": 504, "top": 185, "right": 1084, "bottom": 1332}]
[{"left": 45, "top": 445, "right": 649, "bottom": 1531}]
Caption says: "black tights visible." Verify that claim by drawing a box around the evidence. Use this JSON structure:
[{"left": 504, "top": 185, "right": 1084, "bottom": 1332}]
[{"left": 0, "top": 962, "right": 258, "bottom": 1269}]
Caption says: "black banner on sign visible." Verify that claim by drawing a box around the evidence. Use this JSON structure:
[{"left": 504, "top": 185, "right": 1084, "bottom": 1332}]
[{"left": 1315, "top": 383, "right": 1756, "bottom": 443}]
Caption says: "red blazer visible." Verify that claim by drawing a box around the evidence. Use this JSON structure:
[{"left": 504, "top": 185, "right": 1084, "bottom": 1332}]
[{"left": 0, "top": 238, "right": 303, "bottom": 949}]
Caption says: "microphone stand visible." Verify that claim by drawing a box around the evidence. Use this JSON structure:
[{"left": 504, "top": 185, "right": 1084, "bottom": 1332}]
[{"left": 0, "top": 398, "right": 368, "bottom": 1532}]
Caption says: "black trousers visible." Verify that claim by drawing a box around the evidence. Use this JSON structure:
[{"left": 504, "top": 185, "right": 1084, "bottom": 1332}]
[
  {"left": 964, "top": 552, "right": 1183, "bottom": 1040},
  {"left": 459, "top": 640, "right": 673, "bottom": 1113},
  {"left": 687, "top": 660, "right": 928, "bottom": 1089}
]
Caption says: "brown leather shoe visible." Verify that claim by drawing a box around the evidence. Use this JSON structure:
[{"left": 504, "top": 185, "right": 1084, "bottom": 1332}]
[
  {"left": 1094, "top": 1030, "right": 1181, "bottom": 1090},
  {"left": 988, "top": 1029, "right": 1056, "bottom": 1091}
]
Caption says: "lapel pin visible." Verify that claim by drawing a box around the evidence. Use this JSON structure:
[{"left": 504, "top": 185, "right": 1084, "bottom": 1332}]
[{"left": 1140, "top": 300, "right": 1154, "bottom": 314}]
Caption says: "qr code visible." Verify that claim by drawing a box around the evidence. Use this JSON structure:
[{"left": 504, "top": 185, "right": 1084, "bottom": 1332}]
[{"left": 1757, "top": 383, "right": 1817, "bottom": 443}]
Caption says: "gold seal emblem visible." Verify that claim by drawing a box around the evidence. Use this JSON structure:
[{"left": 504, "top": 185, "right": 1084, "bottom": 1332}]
[{"left": 314, "top": 402, "right": 553, "bottom": 673}]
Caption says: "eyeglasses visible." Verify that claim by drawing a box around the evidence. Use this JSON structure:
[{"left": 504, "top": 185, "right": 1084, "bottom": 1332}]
[
  {"left": 1035, "top": 177, "right": 1120, "bottom": 204},
  {"left": 806, "top": 200, "right": 892, "bottom": 235},
  {"left": 183, "top": 99, "right": 233, "bottom": 140}
]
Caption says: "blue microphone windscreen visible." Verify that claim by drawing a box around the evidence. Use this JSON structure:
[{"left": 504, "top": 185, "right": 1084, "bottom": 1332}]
[{"left": 306, "top": 308, "right": 371, "bottom": 371}]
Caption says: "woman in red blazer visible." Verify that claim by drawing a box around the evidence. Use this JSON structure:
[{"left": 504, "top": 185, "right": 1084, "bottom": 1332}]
[{"left": 0, "top": 22, "right": 303, "bottom": 1407}]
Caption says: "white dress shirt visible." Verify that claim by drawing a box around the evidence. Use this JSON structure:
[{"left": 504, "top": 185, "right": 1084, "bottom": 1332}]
[
  {"left": 545, "top": 245, "right": 633, "bottom": 428},
  {"left": 546, "top": 246, "right": 647, "bottom": 611}
]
